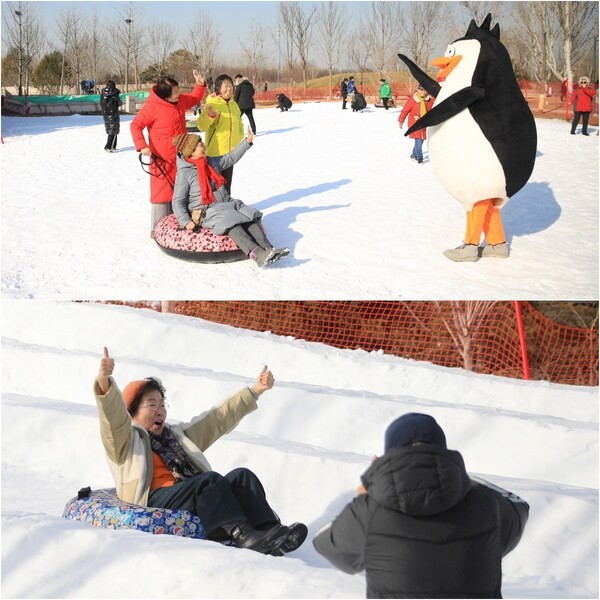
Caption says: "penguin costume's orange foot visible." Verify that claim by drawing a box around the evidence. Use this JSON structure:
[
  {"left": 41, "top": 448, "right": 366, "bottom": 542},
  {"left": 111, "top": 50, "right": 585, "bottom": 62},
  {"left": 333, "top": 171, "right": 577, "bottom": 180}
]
[{"left": 443, "top": 243, "right": 479, "bottom": 262}]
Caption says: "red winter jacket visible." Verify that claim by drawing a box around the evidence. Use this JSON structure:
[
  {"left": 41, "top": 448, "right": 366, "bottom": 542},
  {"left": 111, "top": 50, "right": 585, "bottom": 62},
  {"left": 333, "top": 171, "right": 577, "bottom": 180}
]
[
  {"left": 572, "top": 86, "right": 596, "bottom": 113},
  {"left": 131, "top": 83, "right": 206, "bottom": 204},
  {"left": 398, "top": 92, "right": 435, "bottom": 140}
]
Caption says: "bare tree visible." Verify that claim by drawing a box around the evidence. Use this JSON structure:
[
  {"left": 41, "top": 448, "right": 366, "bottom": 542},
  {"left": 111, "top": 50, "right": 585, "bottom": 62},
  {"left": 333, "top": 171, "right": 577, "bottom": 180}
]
[
  {"left": 53, "top": 8, "right": 73, "bottom": 94},
  {"left": 400, "top": 3, "right": 452, "bottom": 73},
  {"left": 275, "top": 7, "right": 297, "bottom": 87},
  {"left": 436, "top": 302, "right": 498, "bottom": 372},
  {"left": 278, "top": 2, "right": 317, "bottom": 93},
  {"left": 109, "top": 2, "right": 144, "bottom": 91},
  {"left": 361, "top": 1, "right": 404, "bottom": 78},
  {"left": 145, "top": 19, "right": 177, "bottom": 80},
  {"left": 239, "top": 22, "right": 270, "bottom": 84},
  {"left": 348, "top": 26, "right": 371, "bottom": 89},
  {"left": 315, "top": 2, "right": 350, "bottom": 100},
  {"left": 458, "top": 1, "right": 509, "bottom": 24},
  {"left": 3, "top": 1, "right": 44, "bottom": 95},
  {"left": 184, "top": 11, "right": 220, "bottom": 80}
]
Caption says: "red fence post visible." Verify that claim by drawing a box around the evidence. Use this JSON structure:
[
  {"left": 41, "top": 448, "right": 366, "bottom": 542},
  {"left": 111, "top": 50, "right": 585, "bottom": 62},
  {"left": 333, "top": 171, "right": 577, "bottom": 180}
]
[{"left": 514, "top": 301, "right": 531, "bottom": 380}]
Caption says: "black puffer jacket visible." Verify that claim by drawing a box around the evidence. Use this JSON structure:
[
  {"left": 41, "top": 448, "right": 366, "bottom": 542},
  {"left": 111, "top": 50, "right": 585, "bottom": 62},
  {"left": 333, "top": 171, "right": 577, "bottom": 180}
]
[
  {"left": 313, "top": 445, "right": 529, "bottom": 598},
  {"left": 100, "top": 84, "right": 123, "bottom": 134},
  {"left": 234, "top": 78, "right": 255, "bottom": 110}
]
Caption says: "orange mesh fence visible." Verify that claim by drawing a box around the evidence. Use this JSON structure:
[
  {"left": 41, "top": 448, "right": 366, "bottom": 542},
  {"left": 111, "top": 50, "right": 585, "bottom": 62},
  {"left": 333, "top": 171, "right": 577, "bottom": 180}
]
[{"left": 109, "top": 301, "right": 598, "bottom": 387}]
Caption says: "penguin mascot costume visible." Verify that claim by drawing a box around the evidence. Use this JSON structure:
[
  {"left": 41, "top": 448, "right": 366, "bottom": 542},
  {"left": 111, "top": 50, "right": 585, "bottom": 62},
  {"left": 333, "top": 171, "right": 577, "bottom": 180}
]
[{"left": 398, "top": 14, "right": 537, "bottom": 262}]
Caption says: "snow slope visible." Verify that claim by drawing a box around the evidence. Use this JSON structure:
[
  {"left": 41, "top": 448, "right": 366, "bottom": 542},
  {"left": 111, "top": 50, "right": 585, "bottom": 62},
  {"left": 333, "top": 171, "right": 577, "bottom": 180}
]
[
  {"left": 1, "top": 301, "right": 597, "bottom": 598},
  {"left": 1, "top": 103, "right": 598, "bottom": 300}
]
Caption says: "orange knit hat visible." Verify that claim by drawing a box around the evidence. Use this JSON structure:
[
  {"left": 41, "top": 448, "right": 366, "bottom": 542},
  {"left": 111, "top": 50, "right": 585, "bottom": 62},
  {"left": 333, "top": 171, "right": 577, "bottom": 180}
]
[{"left": 122, "top": 380, "right": 148, "bottom": 411}]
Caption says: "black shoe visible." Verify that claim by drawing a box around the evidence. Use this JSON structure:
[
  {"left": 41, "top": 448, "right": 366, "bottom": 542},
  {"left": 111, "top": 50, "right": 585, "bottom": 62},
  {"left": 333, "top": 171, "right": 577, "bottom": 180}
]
[
  {"left": 570, "top": 131, "right": 576, "bottom": 135},
  {"left": 417, "top": 158, "right": 423, "bottom": 164},
  {"left": 269, "top": 522, "right": 308, "bottom": 556},
  {"left": 230, "top": 522, "right": 288, "bottom": 554},
  {"left": 267, "top": 247, "right": 290, "bottom": 265},
  {"left": 582, "top": 132, "right": 589, "bottom": 136}
]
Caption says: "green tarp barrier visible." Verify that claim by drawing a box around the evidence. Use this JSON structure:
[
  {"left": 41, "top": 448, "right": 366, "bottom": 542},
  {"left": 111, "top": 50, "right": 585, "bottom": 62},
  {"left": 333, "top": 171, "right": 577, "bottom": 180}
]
[{"left": 9, "top": 91, "right": 149, "bottom": 104}]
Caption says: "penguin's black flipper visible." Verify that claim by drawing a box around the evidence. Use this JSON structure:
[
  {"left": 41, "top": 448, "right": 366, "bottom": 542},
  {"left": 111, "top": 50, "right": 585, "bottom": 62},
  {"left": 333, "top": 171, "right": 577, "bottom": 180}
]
[
  {"left": 397, "top": 54, "right": 441, "bottom": 98},
  {"left": 405, "top": 85, "right": 486, "bottom": 136}
]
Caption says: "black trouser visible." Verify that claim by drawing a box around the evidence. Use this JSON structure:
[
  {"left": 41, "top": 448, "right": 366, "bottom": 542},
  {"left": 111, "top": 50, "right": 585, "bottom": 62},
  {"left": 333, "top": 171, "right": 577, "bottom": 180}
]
[
  {"left": 227, "top": 220, "right": 272, "bottom": 255},
  {"left": 240, "top": 108, "right": 256, "bottom": 134},
  {"left": 105, "top": 134, "right": 117, "bottom": 150},
  {"left": 382, "top": 97, "right": 389, "bottom": 110},
  {"left": 148, "top": 467, "right": 279, "bottom": 537},
  {"left": 221, "top": 165, "right": 233, "bottom": 194},
  {"left": 342, "top": 95, "right": 347, "bottom": 109},
  {"left": 571, "top": 111, "right": 590, "bottom": 134}
]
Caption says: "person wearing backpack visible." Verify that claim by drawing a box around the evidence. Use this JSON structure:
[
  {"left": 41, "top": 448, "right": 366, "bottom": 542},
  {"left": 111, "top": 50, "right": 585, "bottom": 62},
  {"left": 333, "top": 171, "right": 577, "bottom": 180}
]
[{"left": 100, "top": 81, "right": 123, "bottom": 153}]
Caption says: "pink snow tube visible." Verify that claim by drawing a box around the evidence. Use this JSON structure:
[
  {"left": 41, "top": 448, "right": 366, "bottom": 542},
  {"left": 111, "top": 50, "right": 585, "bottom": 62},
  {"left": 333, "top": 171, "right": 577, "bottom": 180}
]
[{"left": 153, "top": 214, "right": 247, "bottom": 263}]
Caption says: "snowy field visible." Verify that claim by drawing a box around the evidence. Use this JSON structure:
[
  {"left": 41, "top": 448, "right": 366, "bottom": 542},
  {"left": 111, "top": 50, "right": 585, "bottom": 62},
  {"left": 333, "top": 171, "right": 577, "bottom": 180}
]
[
  {"left": 1, "top": 102, "right": 598, "bottom": 301},
  {"left": 1, "top": 301, "right": 598, "bottom": 599}
]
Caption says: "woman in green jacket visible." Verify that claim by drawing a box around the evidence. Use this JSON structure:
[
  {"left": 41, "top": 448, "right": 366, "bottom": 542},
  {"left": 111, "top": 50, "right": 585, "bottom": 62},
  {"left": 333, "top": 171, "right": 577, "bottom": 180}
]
[{"left": 197, "top": 74, "right": 245, "bottom": 194}]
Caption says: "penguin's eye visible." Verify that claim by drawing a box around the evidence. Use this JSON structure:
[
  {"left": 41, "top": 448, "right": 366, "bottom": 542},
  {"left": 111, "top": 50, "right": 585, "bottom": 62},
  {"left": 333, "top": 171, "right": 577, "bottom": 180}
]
[{"left": 445, "top": 46, "right": 456, "bottom": 58}]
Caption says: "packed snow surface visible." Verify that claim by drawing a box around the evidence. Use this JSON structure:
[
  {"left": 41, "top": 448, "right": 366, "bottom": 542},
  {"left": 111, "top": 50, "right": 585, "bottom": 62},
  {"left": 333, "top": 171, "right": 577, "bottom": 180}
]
[
  {"left": 1, "top": 301, "right": 598, "bottom": 598},
  {"left": 1, "top": 102, "right": 598, "bottom": 300}
]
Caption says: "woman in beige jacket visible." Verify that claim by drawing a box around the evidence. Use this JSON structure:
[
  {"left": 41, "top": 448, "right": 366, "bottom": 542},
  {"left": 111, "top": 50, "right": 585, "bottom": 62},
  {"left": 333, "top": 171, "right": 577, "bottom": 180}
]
[{"left": 94, "top": 347, "right": 307, "bottom": 555}]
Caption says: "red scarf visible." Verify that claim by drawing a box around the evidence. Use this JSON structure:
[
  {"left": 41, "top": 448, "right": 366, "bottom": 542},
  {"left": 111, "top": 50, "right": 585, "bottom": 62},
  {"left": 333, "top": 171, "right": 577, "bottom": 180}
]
[{"left": 185, "top": 156, "right": 227, "bottom": 206}]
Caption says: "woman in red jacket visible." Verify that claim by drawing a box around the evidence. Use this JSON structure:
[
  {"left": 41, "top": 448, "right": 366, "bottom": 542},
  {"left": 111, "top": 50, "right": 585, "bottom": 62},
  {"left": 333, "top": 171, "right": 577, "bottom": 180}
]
[
  {"left": 131, "top": 70, "right": 207, "bottom": 238},
  {"left": 570, "top": 76, "right": 596, "bottom": 136},
  {"left": 398, "top": 84, "right": 435, "bottom": 164}
]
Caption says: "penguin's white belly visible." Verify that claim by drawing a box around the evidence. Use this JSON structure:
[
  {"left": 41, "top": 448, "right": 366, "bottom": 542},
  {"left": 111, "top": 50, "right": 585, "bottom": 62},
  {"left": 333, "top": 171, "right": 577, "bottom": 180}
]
[{"left": 428, "top": 110, "right": 508, "bottom": 211}]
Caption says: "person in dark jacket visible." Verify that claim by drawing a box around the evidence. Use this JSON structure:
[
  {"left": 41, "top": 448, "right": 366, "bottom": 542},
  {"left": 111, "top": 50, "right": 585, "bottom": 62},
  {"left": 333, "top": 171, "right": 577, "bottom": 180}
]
[
  {"left": 570, "top": 76, "right": 596, "bottom": 136},
  {"left": 341, "top": 78, "right": 349, "bottom": 110},
  {"left": 100, "top": 81, "right": 123, "bottom": 152},
  {"left": 275, "top": 93, "right": 292, "bottom": 112},
  {"left": 234, "top": 74, "right": 257, "bottom": 134},
  {"left": 313, "top": 413, "right": 529, "bottom": 598}
]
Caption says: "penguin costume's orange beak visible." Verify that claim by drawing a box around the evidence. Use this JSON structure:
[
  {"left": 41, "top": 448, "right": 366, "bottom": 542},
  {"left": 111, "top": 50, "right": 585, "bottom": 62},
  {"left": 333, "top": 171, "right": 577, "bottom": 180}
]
[{"left": 431, "top": 55, "right": 462, "bottom": 82}]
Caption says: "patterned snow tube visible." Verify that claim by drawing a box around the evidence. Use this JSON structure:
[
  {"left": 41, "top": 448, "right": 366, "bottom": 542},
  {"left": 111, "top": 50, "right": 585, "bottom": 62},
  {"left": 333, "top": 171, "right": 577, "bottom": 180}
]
[
  {"left": 153, "top": 214, "right": 247, "bottom": 263},
  {"left": 62, "top": 487, "right": 208, "bottom": 539}
]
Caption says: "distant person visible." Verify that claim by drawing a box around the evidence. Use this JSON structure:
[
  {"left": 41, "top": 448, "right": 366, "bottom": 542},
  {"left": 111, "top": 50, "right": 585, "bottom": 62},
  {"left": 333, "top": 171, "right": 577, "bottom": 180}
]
[
  {"left": 197, "top": 74, "right": 244, "bottom": 194},
  {"left": 131, "top": 70, "right": 207, "bottom": 238},
  {"left": 234, "top": 74, "right": 257, "bottom": 135},
  {"left": 275, "top": 93, "right": 292, "bottom": 112},
  {"left": 398, "top": 83, "right": 435, "bottom": 164},
  {"left": 313, "top": 412, "right": 529, "bottom": 598},
  {"left": 100, "top": 80, "right": 123, "bottom": 153},
  {"left": 560, "top": 79, "right": 568, "bottom": 102},
  {"left": 347, "top": 76, "right": 357, "bottom": 96},
  {"left": 263, "top": 81, "right": 268, "bottom": 92},
  {"left": 340, "top": 78, "right": 349, "bottom": 110},
  {"left": 94, "top": 347, "right": 307, "bottom": 554},
  {"left": 171, "top": 131, "right": 290, "bottom": 268},
  {"left": 379, "top": 78, "right": 392, "bottom": 110},
  {"left": 570, "top": 76, "right": 596, "bottom": 136}
]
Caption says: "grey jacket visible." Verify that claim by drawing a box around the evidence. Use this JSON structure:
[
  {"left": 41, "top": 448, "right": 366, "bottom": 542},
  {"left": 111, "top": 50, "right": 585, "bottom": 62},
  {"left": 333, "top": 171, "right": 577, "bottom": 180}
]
[
  {"left": 172, "top": 139, "right": 262, "bottom": 235},
  {"left": 94, "top": 376, "right": 258, "bottom": 506}
]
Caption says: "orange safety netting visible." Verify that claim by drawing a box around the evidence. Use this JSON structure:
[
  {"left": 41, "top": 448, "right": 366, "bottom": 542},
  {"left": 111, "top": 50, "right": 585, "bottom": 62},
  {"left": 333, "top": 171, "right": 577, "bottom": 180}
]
[{"left": 110, "top": 301, "right": 598, "bottom": 387}]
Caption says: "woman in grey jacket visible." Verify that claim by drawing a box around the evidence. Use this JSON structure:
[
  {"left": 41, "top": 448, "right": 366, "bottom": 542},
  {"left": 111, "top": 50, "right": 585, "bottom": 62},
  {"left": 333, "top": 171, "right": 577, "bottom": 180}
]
[
  {"left": 171, "top": 130, "right": 289, "bottom": 268},
  {"left": 95, "top": 347, "right": 307, "bottom": 555}
]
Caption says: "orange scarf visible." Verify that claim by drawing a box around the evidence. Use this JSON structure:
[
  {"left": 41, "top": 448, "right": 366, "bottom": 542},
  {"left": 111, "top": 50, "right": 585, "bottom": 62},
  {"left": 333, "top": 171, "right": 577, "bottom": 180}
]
[{"left": 185, "top": 156, "right": 227, "bottom": 205}]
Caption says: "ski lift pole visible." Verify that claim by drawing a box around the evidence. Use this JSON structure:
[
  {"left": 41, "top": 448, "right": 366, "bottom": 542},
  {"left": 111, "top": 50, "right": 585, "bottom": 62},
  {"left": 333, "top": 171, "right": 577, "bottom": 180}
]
[{"left": 514, "top": 301, "right": 531, "bottom": 380}]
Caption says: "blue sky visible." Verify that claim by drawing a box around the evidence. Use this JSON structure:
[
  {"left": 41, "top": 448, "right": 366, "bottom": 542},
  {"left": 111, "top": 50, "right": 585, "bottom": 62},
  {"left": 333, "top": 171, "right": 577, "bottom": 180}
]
[{"left": 4, "top": 1, "right": 365, "bottom": 56}]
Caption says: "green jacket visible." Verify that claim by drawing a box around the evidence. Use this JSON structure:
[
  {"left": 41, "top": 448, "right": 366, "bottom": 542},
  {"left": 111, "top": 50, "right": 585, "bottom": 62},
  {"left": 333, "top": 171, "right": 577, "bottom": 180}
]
[
  {"left": 94, "top": 376, "right": 258, "bottom": 506},
  {"left": 379, "top": 82, "right": 392, "bottom": 99}
]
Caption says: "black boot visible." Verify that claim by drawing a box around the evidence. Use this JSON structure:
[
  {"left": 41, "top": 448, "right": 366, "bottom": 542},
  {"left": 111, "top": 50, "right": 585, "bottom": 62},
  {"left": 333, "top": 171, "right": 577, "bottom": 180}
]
[
  {"left": 230, "top": 522, "right": 288, "bottom": 554},
  {"left": 269, "top": 522, "right": 308, "bottom": 556}
]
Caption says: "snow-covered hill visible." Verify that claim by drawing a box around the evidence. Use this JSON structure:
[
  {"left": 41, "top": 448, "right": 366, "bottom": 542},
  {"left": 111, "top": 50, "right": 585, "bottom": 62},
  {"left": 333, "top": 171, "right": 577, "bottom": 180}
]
[{"left": 2, "top": 301, "right": 597, "bottom": 598}]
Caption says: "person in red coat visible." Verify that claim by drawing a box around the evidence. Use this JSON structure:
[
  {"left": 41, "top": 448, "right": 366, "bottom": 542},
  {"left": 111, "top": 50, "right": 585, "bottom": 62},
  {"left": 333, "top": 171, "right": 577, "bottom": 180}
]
[
  {"left": 570, "top": 76, "right": 596, "bottom": 136},
  {"left": 398, "top": 84, "right": 435, "bottom": 164},
  {"left": 131, "top": 70, "right": 207, "bottom": 238}
]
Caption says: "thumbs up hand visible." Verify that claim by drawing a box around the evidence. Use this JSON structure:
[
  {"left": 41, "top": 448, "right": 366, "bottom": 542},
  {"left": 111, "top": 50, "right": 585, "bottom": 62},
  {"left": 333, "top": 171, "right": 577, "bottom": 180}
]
[
  {"left": 97, "top": 346, "right": 115, "bottom": 395},
  {"left": 251, "top": 365, "right": 274, "bottom": 397}
]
